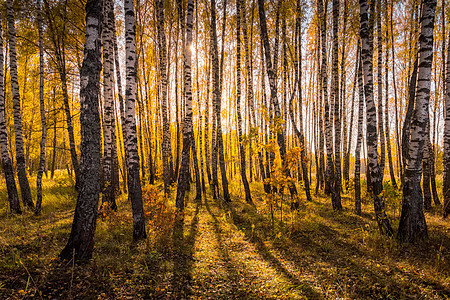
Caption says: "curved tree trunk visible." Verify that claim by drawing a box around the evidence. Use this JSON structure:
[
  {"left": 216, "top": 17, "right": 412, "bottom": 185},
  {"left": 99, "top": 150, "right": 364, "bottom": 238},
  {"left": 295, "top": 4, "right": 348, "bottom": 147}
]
[
  {"left": 398, "top": 0, "right": 436, "bottom": 242},
  {"left": 60, "top": 0, "right": 103, "bottom": 261},
  {"left": 359, "top": 0, "right": 393, "bottom": 236},
  {"left": 384, "top": 7, "right": 398, "bottom": 189},
  {"left": 35, "top": 0, "right": 47, "bottom": 215},
  {"left": 124, "top": 0, "right": 146, "bottom": 240},
  {"left": 289, "top": 1, "right": 312, "bottom": 203},
  {"left": 6, "top": 0, "right": 34, "bottom": 209},
  {"left": 0, "top": 19, "right": 20, "bottom": 215}
]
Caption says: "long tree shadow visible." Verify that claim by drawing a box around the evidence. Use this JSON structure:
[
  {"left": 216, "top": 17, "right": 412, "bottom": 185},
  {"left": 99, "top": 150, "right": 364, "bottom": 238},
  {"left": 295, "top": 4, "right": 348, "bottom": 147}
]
[
  {"left": 221, "top": 201, "right": 322, "bottom": 299},
  {"left": 204, "top": 196, "right": 242, "bottom": 297},
  {"left": 171, "top": 200, "right": 200, "bottom": 299}
]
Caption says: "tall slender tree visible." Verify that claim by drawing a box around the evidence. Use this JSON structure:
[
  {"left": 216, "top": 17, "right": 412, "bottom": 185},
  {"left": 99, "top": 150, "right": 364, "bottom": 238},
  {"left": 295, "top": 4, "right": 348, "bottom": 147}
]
[
  {"left": 359, "top": 0, "right": 393, "bottom": 235},
  {"left": 36, "top": 0, "right": 47, "bottom": 215},
  {"left": 156, "top": 0, "right": 174, "bottom": 196},
  {"left": 398, "top": 0, "right": 436, "bottom": 242},
  {"left": 6, "top": 0, "right": 34, "bottom": 209},
  {"left": 355, "top": 47, "right": 363, "bottom": 215},
  {"left": 289, "top": 0, "right": 312, "bottom": 202},
  {"left": 242, "top": 0, "right": 268, "bottom": 194},
  {"left": 236, "top": 0, "right": 252, "bottom": 204},
  {"left": 331, "top": 0, "right": 342, "bottom": 209},
  {"left": 444, "top": 35, "right": 450, "bottom": 218},
  {"left": 124, "top": 0, "right": 146, "bottom": 240},
  {"left": 101, "top": 0, "right": 117, "bottom": 210},
  {"left": 176, "top": 0, "right": 195, "bottom": 210},
  {"left": 60, "top": 0, "right": 103, "bottom": 261},
  {"left": 210, "top": 0, "right": 231, "bottom": 202},
  {"left": 0, "top": 19, "right": 20, "bottom": 215},
  {"left": 376, "top": 0, "right": 386, "bottom": 176},
  {"left": 384, "top": 0, "right": 397, "bottom": 189}
]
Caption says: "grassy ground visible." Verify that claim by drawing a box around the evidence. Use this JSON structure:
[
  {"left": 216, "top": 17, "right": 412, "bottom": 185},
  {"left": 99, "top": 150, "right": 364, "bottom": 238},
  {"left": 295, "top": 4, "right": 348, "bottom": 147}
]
[{"left": 0, "top": 172, "right": 449, "bottom": 299}]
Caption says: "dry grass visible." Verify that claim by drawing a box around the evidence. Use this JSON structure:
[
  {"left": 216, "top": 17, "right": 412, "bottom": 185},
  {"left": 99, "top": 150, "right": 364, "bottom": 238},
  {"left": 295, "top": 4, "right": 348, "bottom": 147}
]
[{"left": 0, "top": 173, "right": 449, "bottom": 299}]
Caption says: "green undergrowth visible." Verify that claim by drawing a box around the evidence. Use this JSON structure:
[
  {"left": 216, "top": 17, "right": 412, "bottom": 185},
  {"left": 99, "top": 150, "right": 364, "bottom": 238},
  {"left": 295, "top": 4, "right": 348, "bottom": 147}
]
[{"left": 0, "top": 173, "right": 449, "bottom": 299}]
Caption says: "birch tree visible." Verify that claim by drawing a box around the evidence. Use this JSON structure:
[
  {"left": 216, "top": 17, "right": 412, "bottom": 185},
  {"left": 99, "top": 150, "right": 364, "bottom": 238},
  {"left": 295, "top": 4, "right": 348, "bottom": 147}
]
[
  {"left": 175, "top": 0, "right": 195, "bottom": 210},
  {"left": 6, "top": 0, "right": 34, "bottom": 209},
  {"left": 289, "top": 0, "right": 312, "bottom": 202},
  {"left": 236, "top": 0, "right": 252, "bottom": 204},
  {"left": 359, "top": 0, "right": 393, "bottom": 235},
  {"left": 101, "top": 0, "right": 117, "bottom": 210},
  {"left": 0, "top": 19, "right": 20, "bottom": 215},
  {"left": 398, "top": 0, "right": 436, "bottom": 242},
  {"left": 60, "top": 0, "right": 103, "bottom": 261},
  {"left": 124, "top": 0, "right": 146, "bottom": 240},
  {"left": 355, "top": 47, "right": 363, "bottom": 215},
  {"left": 156, "top": 0, "right": 173, "bottom": 196},
  {"left": 331, "top": 0, "right": 342, "bottom": 209},
  {"left": 444, "top": 34, "right": 450, "bottom": 218},
  {"left": 36, "top": 0, "right": 47, "bottom": 215}
]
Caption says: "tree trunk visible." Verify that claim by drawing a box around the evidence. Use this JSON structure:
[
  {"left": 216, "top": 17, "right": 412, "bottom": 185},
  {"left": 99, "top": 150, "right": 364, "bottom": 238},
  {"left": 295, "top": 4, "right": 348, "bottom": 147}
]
[
  {"left": 6, "top": 0, "right": 34, "bottom": 209},
  {"left": 156, "top": 0, "right": 173, "bottom": 196},
  {"left": 355, "top": 46, "right": 364, "bottom": 215},
  {"left": 0, "top": 19, "right": 20, "bottom": 215},
  {"left": 359, "top": 0, "right": 394, "bottom": 236},
  {"left": 398, "top": 0, "right": 436, "bottom": 242},
  {"left": 60, "top": 0, "right": 103, "bottom": 261},
  {"left": 331, "top": 0, "right": 342, "bottom": 209},
  {"left": 423, "top": 122, "right": 432, "bottom": 210},
  {"left": 176, "top": 0, "right": 195, "bottom": 210},
  {"left": 376, "top": 0, "right": 386, "bottom": 177},
  {"left": 35, "top": 0, "right": 47, "bottom": 215},
  {"left": 101, "top": 0, "right": 117, "bottom": 210},
  {"left": 124, "top": 0, "right": 146, "bottom": 240},
  {"left": 210, "top": 0, "right": 231, "bottom": 202},
  {"left": 384, "top": 6, "right": 398, "bottom": 189},
  {"left": 289, "top": 1, "right": 312, "bottom": 203},
  {"left": 236, "top": 0, "right": 252, "bottom": 204},
  {"left": 444, "top": 34, "right": 450, "bottom": 218},
  {"left": 344, "top": 46, "right": 359, "bottom": 191}
]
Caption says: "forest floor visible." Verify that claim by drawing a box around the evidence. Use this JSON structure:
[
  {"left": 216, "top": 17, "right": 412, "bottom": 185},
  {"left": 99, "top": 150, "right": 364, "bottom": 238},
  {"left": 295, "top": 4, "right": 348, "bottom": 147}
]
[{"left": 0, "top": 172, "right": 449, "bottom": 299}]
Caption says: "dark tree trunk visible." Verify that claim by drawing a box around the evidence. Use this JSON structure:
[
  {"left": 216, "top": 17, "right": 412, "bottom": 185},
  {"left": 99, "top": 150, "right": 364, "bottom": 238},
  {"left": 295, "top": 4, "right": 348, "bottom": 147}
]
[
  {"left": 60, "top": 0, "right": 103, "bottom": 261},
  {"left": 35, "top": 0, "right": 47, "bottom": 215}
]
